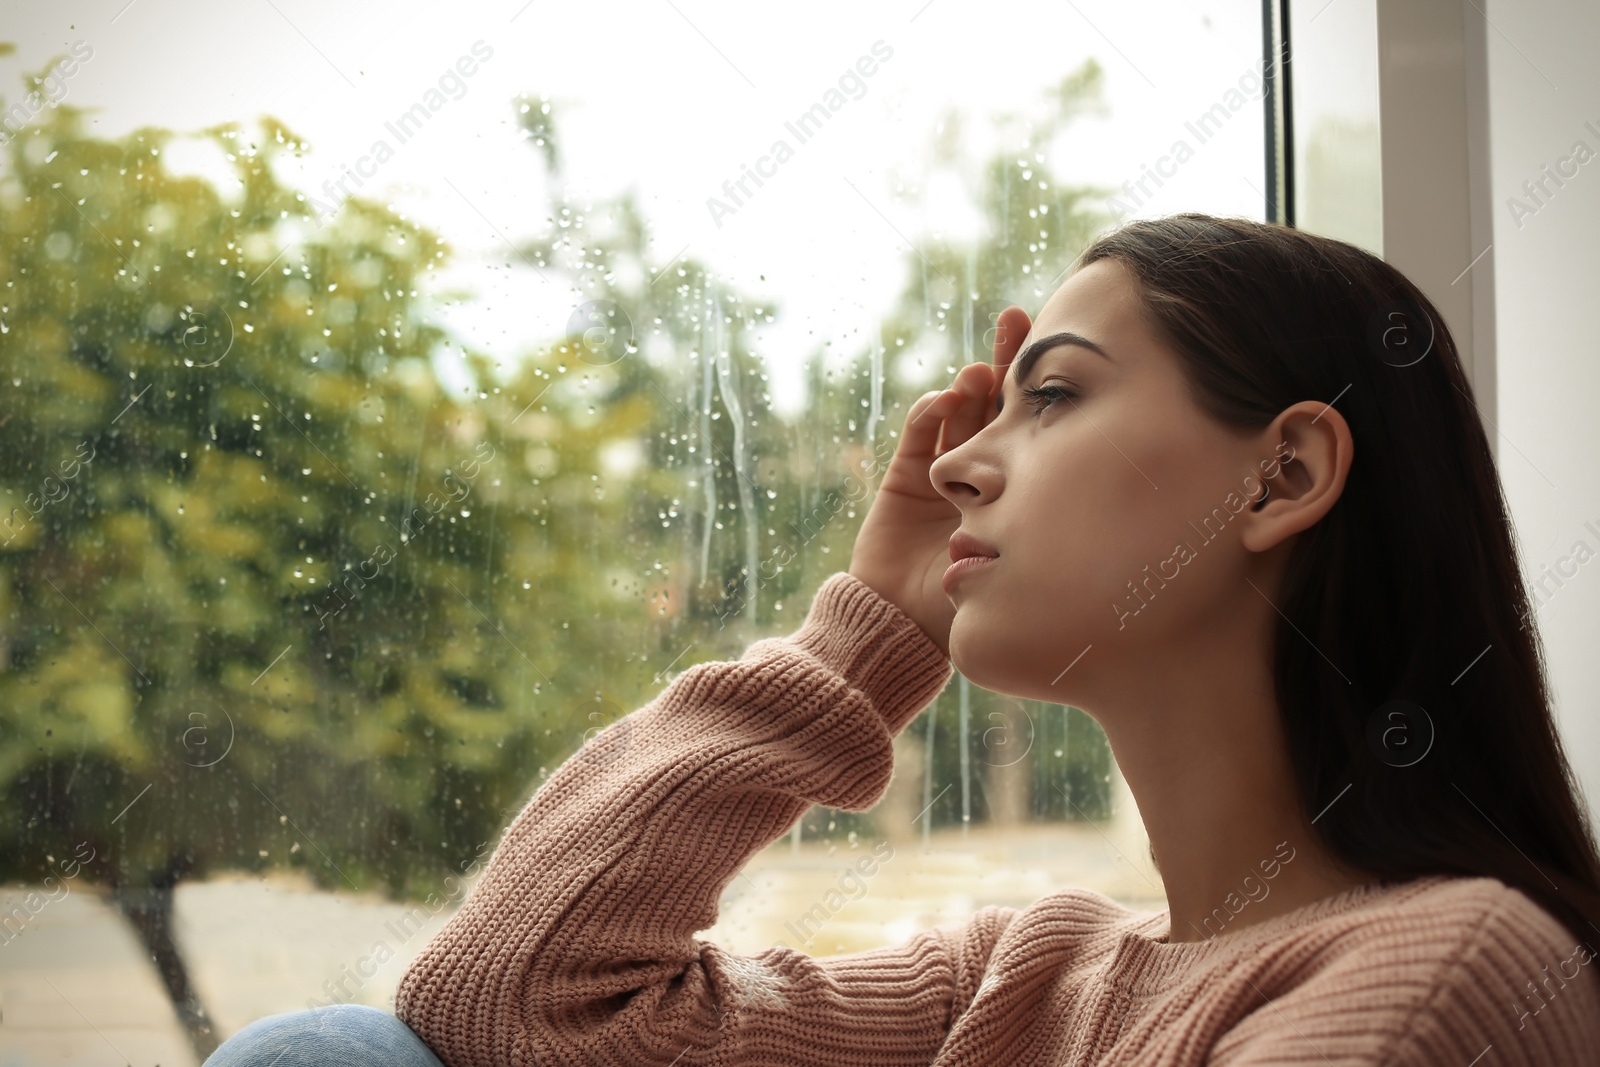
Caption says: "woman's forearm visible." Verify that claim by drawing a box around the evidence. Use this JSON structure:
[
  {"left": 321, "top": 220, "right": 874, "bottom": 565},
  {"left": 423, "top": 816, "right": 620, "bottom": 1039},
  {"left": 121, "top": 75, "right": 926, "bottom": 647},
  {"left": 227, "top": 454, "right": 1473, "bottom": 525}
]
[{"left": 394, "top": 572, "right": 962, "bottom": 1066}]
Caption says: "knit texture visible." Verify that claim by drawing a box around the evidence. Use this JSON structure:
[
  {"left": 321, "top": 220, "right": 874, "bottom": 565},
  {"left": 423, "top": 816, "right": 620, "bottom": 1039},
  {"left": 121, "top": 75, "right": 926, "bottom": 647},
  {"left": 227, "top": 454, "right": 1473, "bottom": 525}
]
[{"left": 394, "top": 572, "right": 1600, "bottom": 1065}]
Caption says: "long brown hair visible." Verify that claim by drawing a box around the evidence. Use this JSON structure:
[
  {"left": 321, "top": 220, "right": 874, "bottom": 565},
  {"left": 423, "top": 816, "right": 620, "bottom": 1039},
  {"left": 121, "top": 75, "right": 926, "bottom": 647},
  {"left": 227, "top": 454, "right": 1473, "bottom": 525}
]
[{"left": 1079, "top": 213, "right": 1600, "bottom": 953}]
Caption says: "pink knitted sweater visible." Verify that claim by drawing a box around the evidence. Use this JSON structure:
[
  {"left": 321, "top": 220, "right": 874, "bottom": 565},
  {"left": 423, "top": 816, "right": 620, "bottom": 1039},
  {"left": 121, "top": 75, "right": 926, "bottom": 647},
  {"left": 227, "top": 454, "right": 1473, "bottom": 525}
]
[{"left": 394, "top": 572, "right": 1600, "bottom": 1065}]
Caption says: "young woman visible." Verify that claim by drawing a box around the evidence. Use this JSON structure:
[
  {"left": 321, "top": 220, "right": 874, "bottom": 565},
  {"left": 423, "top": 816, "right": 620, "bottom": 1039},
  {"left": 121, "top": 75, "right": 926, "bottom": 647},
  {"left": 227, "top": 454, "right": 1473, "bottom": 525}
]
[{"left": 206, "top": 214, "right": 1600, "bottom": 1066}]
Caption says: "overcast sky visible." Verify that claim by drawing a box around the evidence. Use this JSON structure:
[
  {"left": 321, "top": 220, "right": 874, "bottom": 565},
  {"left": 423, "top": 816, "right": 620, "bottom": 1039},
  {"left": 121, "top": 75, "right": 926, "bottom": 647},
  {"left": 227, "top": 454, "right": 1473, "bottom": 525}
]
[{"left": 3, "top": 0, "right": 1269, "bottom": 415}]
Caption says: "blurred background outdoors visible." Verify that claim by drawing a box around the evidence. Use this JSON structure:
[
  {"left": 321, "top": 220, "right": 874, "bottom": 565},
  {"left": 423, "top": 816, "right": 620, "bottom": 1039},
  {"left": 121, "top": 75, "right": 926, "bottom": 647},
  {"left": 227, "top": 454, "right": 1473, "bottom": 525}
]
[{"left": 0, "top": 0, "right": 1404, "bottom": 1063}]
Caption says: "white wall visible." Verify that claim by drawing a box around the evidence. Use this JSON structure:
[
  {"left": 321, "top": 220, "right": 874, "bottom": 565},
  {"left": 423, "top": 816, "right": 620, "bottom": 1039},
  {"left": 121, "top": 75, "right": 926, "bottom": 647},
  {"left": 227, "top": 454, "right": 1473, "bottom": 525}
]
[{"left": 1486, "top": 0, "right": 1600, "bottom": 831}]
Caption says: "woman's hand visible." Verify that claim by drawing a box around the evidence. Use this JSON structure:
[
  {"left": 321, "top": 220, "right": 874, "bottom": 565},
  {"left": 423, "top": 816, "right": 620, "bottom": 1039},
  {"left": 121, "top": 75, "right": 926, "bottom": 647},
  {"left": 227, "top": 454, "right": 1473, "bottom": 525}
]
[{"left": 848, "top": 306, "right": 1032, "bottom": 659}]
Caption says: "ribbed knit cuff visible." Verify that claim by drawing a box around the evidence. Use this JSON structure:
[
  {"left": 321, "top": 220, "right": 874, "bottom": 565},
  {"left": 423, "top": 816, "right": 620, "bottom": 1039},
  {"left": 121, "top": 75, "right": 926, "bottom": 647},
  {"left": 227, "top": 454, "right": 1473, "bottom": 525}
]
[{"left": 778, "top": 572, "right": 953, "bottom": 736}]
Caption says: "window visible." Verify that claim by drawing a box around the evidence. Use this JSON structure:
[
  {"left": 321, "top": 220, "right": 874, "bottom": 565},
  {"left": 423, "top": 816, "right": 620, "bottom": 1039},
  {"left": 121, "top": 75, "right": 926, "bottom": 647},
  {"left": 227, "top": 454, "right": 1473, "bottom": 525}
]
[
  {"left": 1284, "top": 0, "right": 1382, "bottom": 253},
  {"left": 0, "top": 3, "right": 1268, "bottom": 1061}
]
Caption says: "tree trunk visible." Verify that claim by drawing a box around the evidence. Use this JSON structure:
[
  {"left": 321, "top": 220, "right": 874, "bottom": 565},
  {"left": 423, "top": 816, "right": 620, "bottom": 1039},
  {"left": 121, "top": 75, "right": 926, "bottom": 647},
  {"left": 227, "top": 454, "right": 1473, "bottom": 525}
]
[
  {"left": 983, "top": 699, "right": 1033, "bottom": 827},
  {"left": 113, "top": 871, "right": 220, "bottom": 1062}
]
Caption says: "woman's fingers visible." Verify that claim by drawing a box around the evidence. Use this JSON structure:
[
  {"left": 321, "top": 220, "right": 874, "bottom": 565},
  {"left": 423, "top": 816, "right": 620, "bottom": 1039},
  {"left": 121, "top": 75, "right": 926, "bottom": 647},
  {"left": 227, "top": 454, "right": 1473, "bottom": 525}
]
[
  {"left": 875, "top": 390, "right": 960, "bottom": 498},
  {"left": 988, "top": 306, "right": 1032, "bottom": 410},
  {"left": 900, "top": 389, "right": 950, "bottom": 456},
  {"left": 934, "top": 363, "right": 996, "bottom": 455},
  {"left": 902, "top": 304, "right": 1033, "bottom": 460}
]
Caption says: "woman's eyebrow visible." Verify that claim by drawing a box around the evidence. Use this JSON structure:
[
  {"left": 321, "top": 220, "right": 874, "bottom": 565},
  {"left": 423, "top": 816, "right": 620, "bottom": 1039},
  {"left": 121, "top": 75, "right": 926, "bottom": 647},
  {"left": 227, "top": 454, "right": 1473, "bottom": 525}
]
[{"left": 998, "top": 331, "right": 1112, "bottom": 411}]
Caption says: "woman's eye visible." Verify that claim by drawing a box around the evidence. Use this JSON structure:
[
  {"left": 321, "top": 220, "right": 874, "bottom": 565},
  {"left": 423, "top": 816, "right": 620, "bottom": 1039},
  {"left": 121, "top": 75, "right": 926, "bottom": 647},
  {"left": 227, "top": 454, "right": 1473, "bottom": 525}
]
[{"left": 1020, "top": 383, "right": 1079, "bottom": 416}]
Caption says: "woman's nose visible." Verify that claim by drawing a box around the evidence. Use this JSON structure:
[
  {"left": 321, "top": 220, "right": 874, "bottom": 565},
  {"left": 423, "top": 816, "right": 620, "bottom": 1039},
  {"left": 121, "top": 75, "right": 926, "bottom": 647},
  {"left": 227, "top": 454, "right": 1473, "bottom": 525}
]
[{"left": 931, "top": 444, "right": 988, "bottom": 505}]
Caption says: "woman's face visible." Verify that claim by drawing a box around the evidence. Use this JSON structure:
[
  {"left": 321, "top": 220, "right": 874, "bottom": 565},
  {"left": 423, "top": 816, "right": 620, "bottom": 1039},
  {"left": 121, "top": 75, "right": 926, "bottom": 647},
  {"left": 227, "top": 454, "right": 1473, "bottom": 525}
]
[{"left": 929, "top": 258, "right": 1283, "bottom": 710}]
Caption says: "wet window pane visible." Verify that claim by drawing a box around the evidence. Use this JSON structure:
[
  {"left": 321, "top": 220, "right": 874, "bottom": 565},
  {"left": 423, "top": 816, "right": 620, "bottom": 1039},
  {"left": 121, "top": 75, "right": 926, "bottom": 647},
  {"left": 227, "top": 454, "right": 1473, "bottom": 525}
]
[{"left": 0, "top": 4, "right": 1263, "bottom": 1061}]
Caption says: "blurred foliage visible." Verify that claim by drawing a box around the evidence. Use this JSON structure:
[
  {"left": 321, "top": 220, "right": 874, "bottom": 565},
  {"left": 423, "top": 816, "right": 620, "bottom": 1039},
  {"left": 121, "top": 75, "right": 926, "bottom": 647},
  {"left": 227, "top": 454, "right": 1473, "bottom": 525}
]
[{"left": 0, "top": 56, "right": 1118, "bottom": 911}]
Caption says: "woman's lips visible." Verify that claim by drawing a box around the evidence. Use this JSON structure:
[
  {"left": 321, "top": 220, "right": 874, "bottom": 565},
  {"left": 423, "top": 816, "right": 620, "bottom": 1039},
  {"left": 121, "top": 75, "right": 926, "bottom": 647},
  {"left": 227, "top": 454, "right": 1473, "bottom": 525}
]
[{"left": 943, "top": 554, "right": 997, "bottom": 596}]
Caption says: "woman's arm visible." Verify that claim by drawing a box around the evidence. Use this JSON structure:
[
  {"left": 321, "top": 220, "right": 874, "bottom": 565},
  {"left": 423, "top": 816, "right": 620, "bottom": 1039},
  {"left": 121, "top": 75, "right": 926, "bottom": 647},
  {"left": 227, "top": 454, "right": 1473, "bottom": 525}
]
[{"left": 394, "top": 571, "right": 1011, "bottom": 1066}]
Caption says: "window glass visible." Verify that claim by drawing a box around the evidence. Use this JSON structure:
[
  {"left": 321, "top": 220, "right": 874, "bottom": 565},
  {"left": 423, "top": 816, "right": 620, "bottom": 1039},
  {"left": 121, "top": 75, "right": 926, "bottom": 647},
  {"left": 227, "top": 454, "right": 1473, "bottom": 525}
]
[
  {"left": 0, "top": 4, "right": 1264, "bottom": 1060},
  {"left": 1288, "top": 0, "right": 1383, "bottom": 253}
]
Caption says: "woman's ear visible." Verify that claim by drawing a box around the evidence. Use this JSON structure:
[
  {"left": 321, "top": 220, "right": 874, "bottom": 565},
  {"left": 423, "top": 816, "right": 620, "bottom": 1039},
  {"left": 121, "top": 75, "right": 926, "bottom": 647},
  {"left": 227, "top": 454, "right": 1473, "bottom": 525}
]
[{"left": 1240, "top": 400, "right": 1354, "bottom": 553}]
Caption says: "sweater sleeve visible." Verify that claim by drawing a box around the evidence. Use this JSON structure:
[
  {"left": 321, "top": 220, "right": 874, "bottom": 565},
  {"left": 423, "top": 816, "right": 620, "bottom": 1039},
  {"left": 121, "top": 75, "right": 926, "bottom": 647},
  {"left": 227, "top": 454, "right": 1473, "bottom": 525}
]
[{"left": 393, "top": 572, "right": 1005, "bottom": 1066}]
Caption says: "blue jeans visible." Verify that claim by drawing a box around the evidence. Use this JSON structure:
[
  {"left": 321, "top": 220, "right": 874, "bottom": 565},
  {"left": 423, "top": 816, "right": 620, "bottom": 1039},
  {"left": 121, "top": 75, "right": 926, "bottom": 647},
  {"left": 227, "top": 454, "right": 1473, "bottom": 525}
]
[{"left": 204, "top": 1004, "right": 445, "bottom": 1066}]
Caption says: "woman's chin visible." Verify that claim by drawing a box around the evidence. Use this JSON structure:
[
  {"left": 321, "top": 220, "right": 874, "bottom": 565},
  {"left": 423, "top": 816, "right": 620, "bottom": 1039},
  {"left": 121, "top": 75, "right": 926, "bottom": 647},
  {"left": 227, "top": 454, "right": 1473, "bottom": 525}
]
[
  {"left": 946, "top": 623, "right": 1008, "bottom": 692},
  {"left": 949, "top": 615, "right": 1096, "bottom": 704}
]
